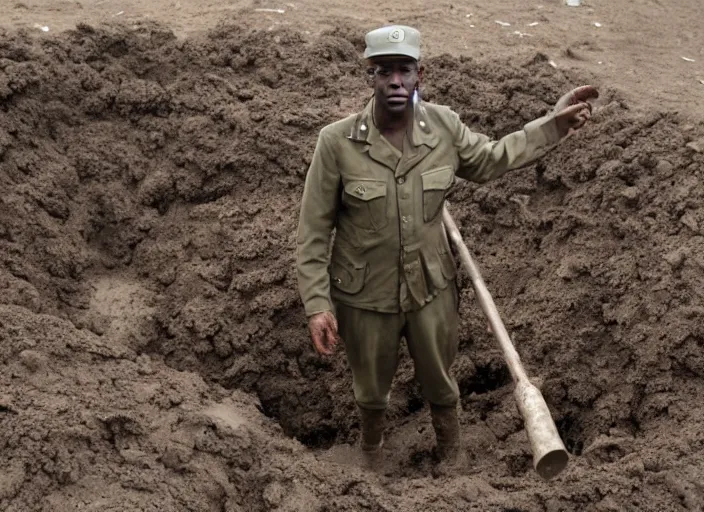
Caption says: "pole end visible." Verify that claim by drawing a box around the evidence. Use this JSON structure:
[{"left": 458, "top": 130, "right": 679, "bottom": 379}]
[{"left": 535, "top": 448, "right": 569, "bottom": 480}]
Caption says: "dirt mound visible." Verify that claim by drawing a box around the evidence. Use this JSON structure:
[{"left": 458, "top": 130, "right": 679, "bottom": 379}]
[{"left": 1, "top": 21, "right": 704, "bottom": 511}]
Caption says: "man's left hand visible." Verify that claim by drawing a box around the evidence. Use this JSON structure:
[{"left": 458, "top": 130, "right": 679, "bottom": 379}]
[{"left": 552, "top": 85, "right": 599, "bottom": 138}]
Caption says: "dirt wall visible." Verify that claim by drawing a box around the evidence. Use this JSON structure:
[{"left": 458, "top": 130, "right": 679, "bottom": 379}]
[{"left": 1, "top": 21, "right": 704, "bottom": 511}]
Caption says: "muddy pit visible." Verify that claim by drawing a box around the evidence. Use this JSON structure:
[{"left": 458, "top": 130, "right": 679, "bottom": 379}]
[{"left": 1, "top": 21, "right": 704, "bottom": 511}]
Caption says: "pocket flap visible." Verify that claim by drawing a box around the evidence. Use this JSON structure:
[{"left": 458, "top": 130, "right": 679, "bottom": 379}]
[
  {"left": 329, "top": 252, "right": 368, "bottom": 295},
  {"left": 421, "top": 166, "right": 454, "bottom": 191},
  {"left": 344, "top": 180, "right": 387, "bottom": 201}
]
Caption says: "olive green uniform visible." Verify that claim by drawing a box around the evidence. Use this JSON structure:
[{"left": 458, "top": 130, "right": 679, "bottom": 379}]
[{"left": 296, "top": 98, "right": 561, "bottom": 409}]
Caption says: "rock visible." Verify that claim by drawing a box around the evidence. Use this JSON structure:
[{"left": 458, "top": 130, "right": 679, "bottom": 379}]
[
  {"left": 136, "top": 354, "right": 156, "bottom": 376},
  {"left": 594, "top": 496, "right": 624, "bottom": 511},
  {"left": 556, "top": 255, "right": 589, "bottom": 280},
  {"left": 656, "top": 159, "right": 674, "bottom": 176},
  {"left": 620, "top": 453, "right": 646, "bottom": 478},
  {"left": 596, "top": 159, "right": 623, "bottom": 179},
  {"left": 18, "top": 350, "right": 47, "bottom": 372},
  {"left": 685, "top": 139, "right": 704, "bottom": 153},
  {"left": 663, "top": 248, "right": 687, "bottom": 269},
  {"left": 0, "top": 394, "right": 17, "bottom": 414},
  {"left": 159, "top": 444, "right": 192, "bottom": 469},
  {"left": 263, "top": 481, "right": 285, "bottom": 508},
  {"left": 680, "top": 211, "right": 699, "bottom": 232},
  {"left": 119, "top": 448, "right": 152, "bottom": 468},
  {"left": 620, "top": 186, "right": 640, "bottom": 201},
  {"left": 88, "top": 312, "right": 112, "bottom": 336}
]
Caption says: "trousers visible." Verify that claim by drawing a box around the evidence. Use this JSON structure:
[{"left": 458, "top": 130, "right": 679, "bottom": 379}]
[{"left": 336, "top": 282, "right": 460, "bottom": 410}]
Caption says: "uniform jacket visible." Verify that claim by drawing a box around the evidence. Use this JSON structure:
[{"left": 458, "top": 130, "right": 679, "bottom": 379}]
[{"left": 296, "top": 99, "right": 561, "bottom": 316}]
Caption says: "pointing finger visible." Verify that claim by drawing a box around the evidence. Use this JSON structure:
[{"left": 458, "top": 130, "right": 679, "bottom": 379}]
[{"left": 572, "top": 85, "right": 599, "bottom": 103}]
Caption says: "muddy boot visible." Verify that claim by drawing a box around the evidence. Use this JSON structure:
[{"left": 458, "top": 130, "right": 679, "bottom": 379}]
[
  {"left": 359, "top": 407, "right": 385, "bottom": 450},
  {"left": 430, "top": 403, "right": 463, "bottom": 465},
  {"left": 358, "top": 407, "right": 385, "bottom": 467}
]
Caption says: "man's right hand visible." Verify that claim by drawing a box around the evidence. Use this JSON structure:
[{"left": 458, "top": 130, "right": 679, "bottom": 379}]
[{"left": 308, "top": 311, "right": 340, "bottom": 356}]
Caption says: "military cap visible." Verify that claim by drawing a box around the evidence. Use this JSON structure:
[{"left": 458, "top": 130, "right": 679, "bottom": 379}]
[{"left": 363, "top": 25, "right": 421, "bottom": 61}]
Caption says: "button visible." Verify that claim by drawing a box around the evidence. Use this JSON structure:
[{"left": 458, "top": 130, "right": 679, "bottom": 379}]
[
  {"left": 402, "top": 216, "right": 409, "bottom": 223},
  {"left": 360, "top": 124, "right": 367, "bottom": 131},
  {"left": 419, "top": 120, "right": 426, "bottom": 128},
  {"left": 402, "top": 193, "right": 410, "bottom": 199},
  {"left": 396, "top": 177, "right": 405, "bottom": 185}
]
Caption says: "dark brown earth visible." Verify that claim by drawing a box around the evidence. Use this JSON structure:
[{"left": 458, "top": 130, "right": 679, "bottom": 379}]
[{"left": 1, "top": 11, "right": 704, "bottom": 512}]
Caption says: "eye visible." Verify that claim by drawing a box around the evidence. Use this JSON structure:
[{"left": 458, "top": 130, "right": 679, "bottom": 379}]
[{"left": 401, "top": 66, "right": 417, "bottom": 77}]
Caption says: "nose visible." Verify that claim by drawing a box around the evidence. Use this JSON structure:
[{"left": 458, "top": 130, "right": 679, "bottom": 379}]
[{"left": 389, "top": 70, "right": 403, "bottom": 88}]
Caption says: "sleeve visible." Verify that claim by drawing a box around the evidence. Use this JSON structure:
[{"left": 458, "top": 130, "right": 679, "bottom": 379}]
[
  {"left": 450, "top": 109, "right": 562, "bottom": 183},
  {"left": 295, "top": 129, "right": 341, "bottom": 317}
]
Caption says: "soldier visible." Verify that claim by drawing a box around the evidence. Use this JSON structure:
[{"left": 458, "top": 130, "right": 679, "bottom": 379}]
[{"left": 295, "top": 25, "right": 597, "bottom": 463}]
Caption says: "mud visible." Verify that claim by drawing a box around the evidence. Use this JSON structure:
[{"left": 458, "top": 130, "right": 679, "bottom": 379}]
[{"left": 1, "top": 20, "right": 704, "bottom": 511}]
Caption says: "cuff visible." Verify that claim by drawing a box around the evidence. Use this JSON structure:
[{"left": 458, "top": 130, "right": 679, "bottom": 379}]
[
  {"left": 524, "top": 115, "right": 562, "bottom": 148},
  {"left": 304, "top": 297, "right": 333, "bottom": 317}
]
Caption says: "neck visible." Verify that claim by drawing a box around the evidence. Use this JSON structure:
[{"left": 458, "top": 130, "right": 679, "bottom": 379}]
[{"left": 373, "top": 96, "right": 413, "bottom": 133}]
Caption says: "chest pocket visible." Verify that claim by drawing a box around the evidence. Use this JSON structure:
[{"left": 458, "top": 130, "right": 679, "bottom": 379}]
[
  {"left": 421, "top": 166, "right": 455, "bottom": 222},
  {"left": 342, "top": 179, "right": 389, "bottom": 231}
]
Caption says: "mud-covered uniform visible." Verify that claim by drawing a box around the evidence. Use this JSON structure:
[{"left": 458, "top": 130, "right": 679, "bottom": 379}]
[{"left": 296, "top": 98, "right": 561, "bottom": 409}]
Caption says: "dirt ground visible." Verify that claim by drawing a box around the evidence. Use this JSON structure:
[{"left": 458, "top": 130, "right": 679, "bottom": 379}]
[
  {"left": 3, "top": 0, "right": 704, "bottom": 116},
  {"left": 1, "top": 0, "right": 704, "bottom": 511}
]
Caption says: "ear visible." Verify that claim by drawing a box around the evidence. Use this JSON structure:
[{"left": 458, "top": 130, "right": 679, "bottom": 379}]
[{"left": 417, "top": 63, "right": 424, "bottom": 87}]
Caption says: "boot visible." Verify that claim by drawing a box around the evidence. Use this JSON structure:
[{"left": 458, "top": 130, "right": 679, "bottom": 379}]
[
  {"left": 430, "top": 403, "right": 462, "bottom": 462},
  {"left": 358, "top": 407, "right": 385, "bottom": 453}
]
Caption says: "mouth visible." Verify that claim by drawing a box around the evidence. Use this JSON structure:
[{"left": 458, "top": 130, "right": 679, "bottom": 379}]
[{"left": 386, "top": 94, "right": 408, "bottom": 105}]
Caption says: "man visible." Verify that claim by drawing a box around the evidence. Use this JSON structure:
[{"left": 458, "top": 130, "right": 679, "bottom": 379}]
[{"left": 296, "top": 25, "right": 597, "bottom": 462}]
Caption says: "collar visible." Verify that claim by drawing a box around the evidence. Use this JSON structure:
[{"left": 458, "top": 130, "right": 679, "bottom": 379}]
[{"left": 347, "top": 97, "right": 439, "bottom": 149}]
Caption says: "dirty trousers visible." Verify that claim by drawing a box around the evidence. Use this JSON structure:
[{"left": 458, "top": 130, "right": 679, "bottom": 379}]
[{"left": 336, "top": 283, "right": 460, "bottom": 410}]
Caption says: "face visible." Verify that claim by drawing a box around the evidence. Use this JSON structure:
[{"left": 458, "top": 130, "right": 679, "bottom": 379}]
[{"left": 368, "top": 57, "right": 421, "bottom": 115}]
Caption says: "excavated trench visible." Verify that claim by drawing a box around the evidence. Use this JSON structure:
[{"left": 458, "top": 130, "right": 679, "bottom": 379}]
[{"left": 2, "top": 20, "right": 704, "bottom": 511}]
